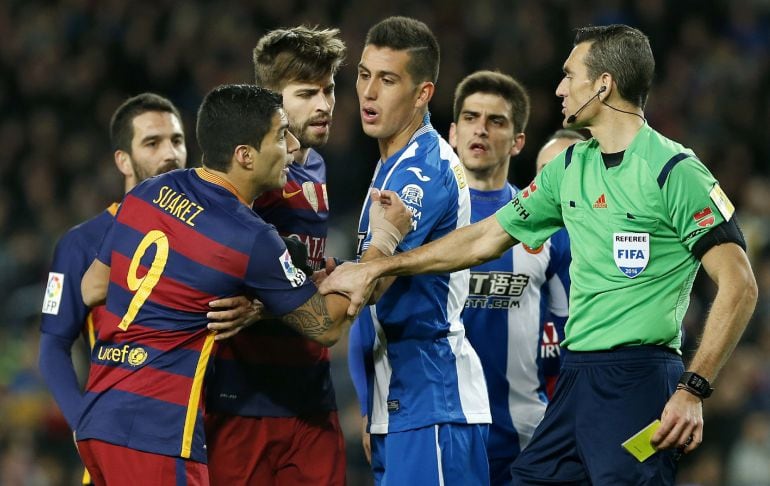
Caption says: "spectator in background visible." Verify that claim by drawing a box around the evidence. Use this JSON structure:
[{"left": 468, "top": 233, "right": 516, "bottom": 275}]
[
  {"left": 725, "top": 411, "right": 770, "bottom": 486},
  {"left": 535, "top": 129, "right": 587, "bottom": 174}
]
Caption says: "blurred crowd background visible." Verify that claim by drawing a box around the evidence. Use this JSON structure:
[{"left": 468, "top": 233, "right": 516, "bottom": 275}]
[{"left": 1, "top": 0, "right": 769, "bottom": 484}]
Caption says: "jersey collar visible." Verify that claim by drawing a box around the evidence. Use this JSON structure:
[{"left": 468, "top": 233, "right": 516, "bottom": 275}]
[
  {"left": 194, "top": 168, "right": 251, "bottom": 206},
  {"left": 382, "top": 112, "right": 433, "bottom": 167}
]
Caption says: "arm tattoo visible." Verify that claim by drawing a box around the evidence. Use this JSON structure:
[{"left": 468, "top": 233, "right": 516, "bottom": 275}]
[{"left": 282, "top": 293, "right": 332, "bottom": 339}]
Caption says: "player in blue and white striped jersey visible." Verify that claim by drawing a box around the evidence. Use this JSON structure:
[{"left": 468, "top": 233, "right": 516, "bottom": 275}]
[
  {"left": 448, "top": 71, "right": 581, "bottom": 485},
  {"left": 350, "top": 17, "right": 491, "bottom": 486}
]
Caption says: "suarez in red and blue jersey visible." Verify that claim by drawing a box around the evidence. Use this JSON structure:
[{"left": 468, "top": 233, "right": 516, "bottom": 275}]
[{"left": 76, "top": 85, "right": 359, "bottom": 486}]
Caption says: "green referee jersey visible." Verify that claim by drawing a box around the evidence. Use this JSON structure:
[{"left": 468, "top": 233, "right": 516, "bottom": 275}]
[{"left": 496, "top": 124, "right": 735, "bottom": 351}]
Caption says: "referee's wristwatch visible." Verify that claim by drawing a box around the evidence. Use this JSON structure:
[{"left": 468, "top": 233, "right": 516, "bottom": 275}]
[{"left": 677, "top": 371, "right": 714, "bottom": 399}]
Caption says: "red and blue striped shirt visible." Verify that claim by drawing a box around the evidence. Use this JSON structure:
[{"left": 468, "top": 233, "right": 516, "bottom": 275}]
[
  {"left": 76, "top": 168, "right": 316, "bottom": 463},
  {"left": 207, "top": 149, "right": 336, "bottom": 418}
]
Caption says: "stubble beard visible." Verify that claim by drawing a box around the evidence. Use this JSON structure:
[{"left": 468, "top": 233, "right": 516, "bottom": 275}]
[
  {"left": 291, "top": 118, "right": 330, "bottom": 149},
  {"left": 132, "top": 159, "right": 181, "bottom": 184}
]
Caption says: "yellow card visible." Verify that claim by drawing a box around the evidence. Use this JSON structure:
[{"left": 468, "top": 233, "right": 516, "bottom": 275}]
[{"left": 621, "top": 420, "right": 661, "bottom": 462}]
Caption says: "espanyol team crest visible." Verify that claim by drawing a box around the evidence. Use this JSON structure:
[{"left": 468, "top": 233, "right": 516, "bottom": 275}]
[{"left": 613, "top": 232, "right": 649, "bottom": 278}]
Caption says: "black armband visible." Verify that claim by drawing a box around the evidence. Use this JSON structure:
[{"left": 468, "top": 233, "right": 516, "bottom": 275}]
[{"left": 691, "top": 215, "right": 746, "bottom": 260}]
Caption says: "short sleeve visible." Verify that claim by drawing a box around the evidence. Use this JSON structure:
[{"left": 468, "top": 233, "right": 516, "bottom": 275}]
[
  {"left": 661, "top": 158, "right": 731, "bottom": 251},
  {"left": 244, "top": 226, "right": 317, "bottom": 316},
  {"left": 495, "top": 157, "right": 564, "bottom": 248}
]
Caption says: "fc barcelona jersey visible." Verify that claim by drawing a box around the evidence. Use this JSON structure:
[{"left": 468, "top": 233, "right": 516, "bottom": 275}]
[
  {"left": 76, "top": 168, "right": 316, "bottom": 463},
  {"left": 40, "top": 204, "right": 118, "bottom": 428},
  {"left": 206, "top": 149, "right": 336, "bottom": 417}
]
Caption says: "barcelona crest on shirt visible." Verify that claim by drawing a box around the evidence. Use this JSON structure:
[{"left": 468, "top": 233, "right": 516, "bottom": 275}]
[{"left": 613, "top": 232, "right": 649, "bottom": 278}]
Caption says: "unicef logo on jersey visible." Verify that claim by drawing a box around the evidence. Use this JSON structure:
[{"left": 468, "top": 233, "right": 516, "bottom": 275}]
[
  {"left": 613, "top": 232, "right": 649, "bottom": 278},
  {"left": 96, "top": 344, "right": 149, "bottom": 367}
]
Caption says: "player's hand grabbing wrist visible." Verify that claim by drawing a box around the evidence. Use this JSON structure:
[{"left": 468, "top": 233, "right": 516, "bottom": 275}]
[{"left": 368, "top": 189, "right": 411, "bottom": 255}]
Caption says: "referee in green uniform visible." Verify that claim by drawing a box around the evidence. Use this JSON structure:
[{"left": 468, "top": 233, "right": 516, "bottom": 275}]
[{"left": 320, "top": 24, "right": 757, "bottom": 485}]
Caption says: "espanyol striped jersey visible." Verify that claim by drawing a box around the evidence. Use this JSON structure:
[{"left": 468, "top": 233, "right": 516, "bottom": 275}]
[
  {"left": 464, "top": 184, "right": 570, "bottom": 458},
  {"left": 76, "top": 168, "right": 316, "bottom": 463},
  {"left": 207, "top": 149, "right": 335, "bottom": 417},
  {"left": 355, "top": 115, "right": 491, "bottom": 434}
]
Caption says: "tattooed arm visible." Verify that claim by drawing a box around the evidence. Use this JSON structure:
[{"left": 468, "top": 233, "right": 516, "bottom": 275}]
[{"left": 281, "top": 292, "right": 354, "bottom": 347}]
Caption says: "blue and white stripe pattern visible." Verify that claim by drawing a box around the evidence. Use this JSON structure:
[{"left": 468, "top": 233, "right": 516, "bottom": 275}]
[
  {"left": 463, "top": 184, "right": 570, "bottom": 460},
  {"left": 355, "top": 114, "right": 491, "bottom": 434}
]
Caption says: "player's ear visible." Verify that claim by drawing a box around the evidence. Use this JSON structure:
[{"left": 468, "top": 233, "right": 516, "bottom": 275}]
[
  {"left": 415, "top": 81, "right": 434, "bottom": 109},
  {"left": 233, "top": 145, "right": 253, "bottom": 169},
  {"left": 448, "top": 122, "right": 458, "bottom": 148},
  {"left": 510, "top": 133, "right": 526, "bottom": 157},
  {"left": 114, "top": 150, "right": 133, "bottom": 177}
]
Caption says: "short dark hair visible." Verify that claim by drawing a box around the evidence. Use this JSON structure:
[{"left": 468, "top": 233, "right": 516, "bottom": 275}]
[
  {"left": 110, "top": 93, "right": 182, "bottom": 153},
  {"left": 547, "top": 128, "right": 588, "bottom": 143},
  {"left": 453, "top": 70, "right": 531, "bottom": 133},
  {"left": 253, "top": 26, "right": 347, "bottom": 90},
  {"left": 365, "top": 16, "right": 439, "bottom": 84},
  {"left": 196, "top": 84, "right": 283, "bottom": 172},
  {"left": 574, "top": 24, "right": 654, "bottom": 108}
]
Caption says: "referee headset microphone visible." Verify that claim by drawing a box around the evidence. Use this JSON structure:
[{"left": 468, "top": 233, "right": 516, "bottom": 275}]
[{"left": 566, "top": 85, "right": 606, "bottom": 124}]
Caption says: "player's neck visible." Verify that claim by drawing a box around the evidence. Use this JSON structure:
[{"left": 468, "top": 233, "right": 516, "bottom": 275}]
[
  {"left": 124, "top": 175, "right": 139, "bottom": 194},
  {"left": 377, "top": 110, "right": 425, "bottom": 161},
  {"left": 202, "top": 167, "right": 254, "bottom": 205},
  {"left": 591, "top": 110, "right": 644, "bottom": 154},
  {"left": 465, "top": 161, "right": 510, "bottom": 192}
]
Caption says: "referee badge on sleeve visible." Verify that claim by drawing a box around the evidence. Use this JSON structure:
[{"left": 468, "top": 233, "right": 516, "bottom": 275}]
[
  {"left": 613, "top": 233, "right": 649, "bottom": 278},
  {"left": 709, "top": 184, "right": 735, "bottom": 221}
]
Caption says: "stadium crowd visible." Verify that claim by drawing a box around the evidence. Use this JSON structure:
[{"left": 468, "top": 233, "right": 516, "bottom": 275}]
[{"left": 0, "top": 0, "right": 769, "bottom": 484}]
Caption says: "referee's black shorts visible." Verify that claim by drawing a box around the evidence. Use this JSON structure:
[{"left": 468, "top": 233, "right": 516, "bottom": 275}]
[{"left": 511, "top": 345, "right": 683, "bottom": 485}]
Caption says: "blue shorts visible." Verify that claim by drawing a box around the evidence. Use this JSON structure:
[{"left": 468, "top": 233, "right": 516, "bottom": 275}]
[
  {"left": 511, "top": 345, "right": 683, "bottom": 485},
  {"left": 371, "top": 423, "right": 489, "bottom": 486}
]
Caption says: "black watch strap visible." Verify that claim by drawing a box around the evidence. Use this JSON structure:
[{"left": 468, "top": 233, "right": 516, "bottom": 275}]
[{"left": 677, "top": 371, "right": 713, "bottom": 399}]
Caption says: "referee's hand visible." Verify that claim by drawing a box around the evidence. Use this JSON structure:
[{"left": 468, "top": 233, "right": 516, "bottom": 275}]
[
  {"left": 319, "top": 261, "right": 377, "bottom": 317},
  {"left": 650, "top": 389, "right": 703, "bottom": 454}
]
